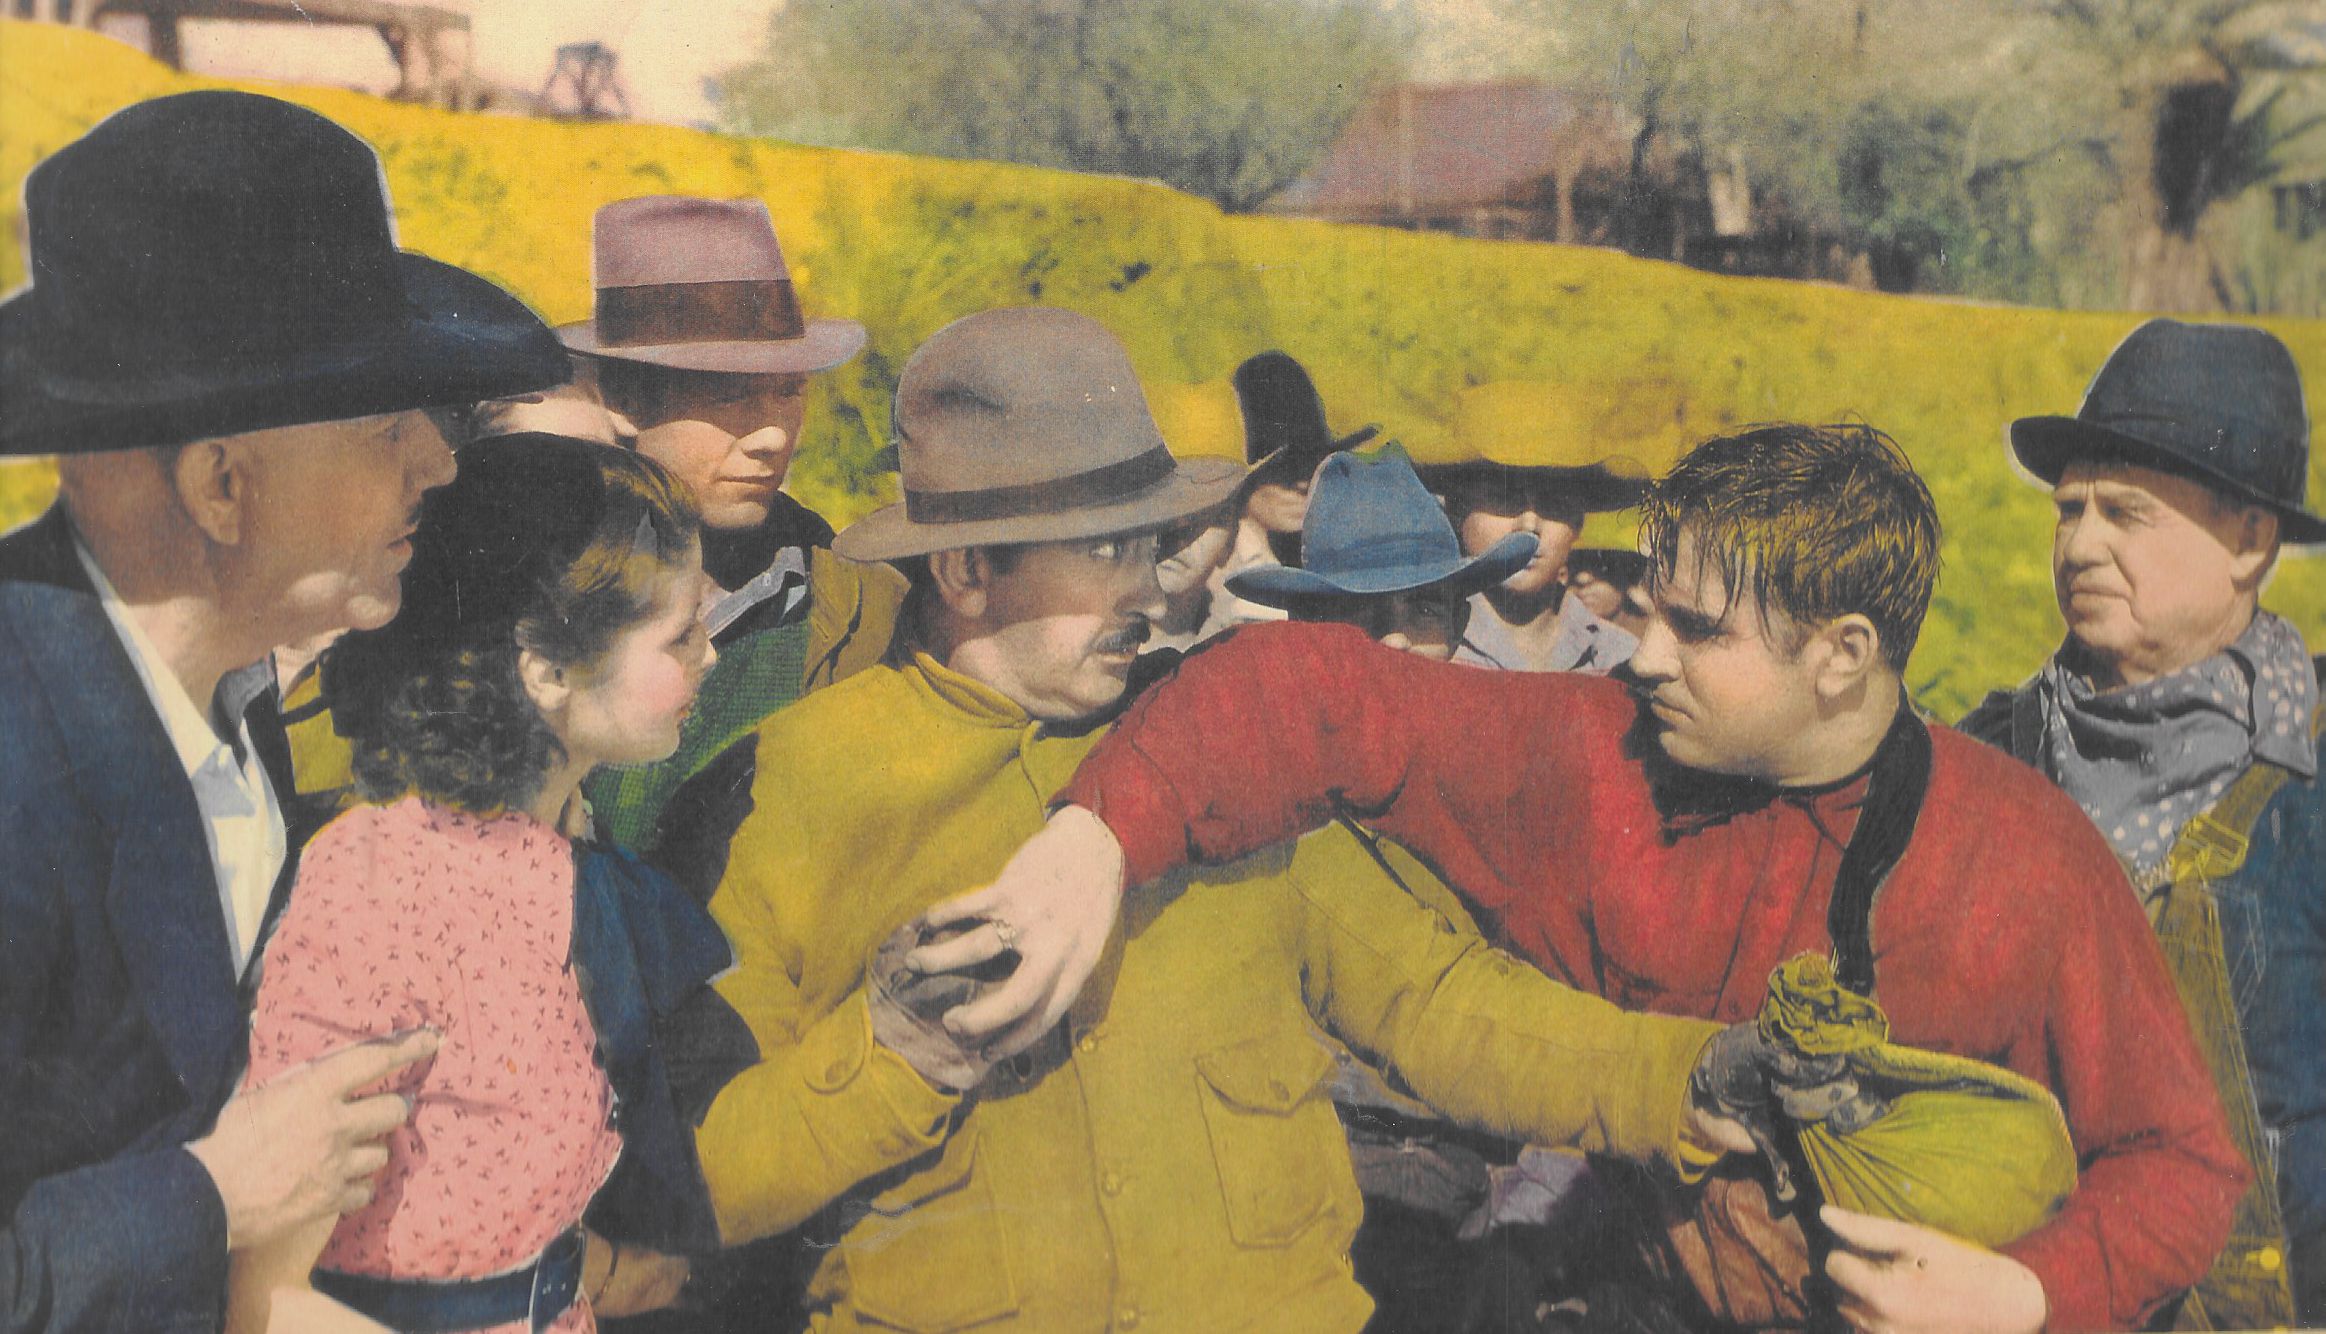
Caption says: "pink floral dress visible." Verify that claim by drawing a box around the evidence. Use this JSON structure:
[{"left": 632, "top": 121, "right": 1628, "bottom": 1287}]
[{"left": 246, "top": 797, "right": 625, "bottom": 1334}]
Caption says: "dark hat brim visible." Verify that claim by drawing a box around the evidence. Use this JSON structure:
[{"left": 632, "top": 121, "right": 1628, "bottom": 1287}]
[
  {"left": 0, "top": 252, "right": 570, "bottom": 456},
  {"left": 2010, "top": 415, "right": 2326, "bottom": 544},
  {"left": 1228, "top": 531, "right": 1539, "bottom": 607},
  {"left": 1415, "top": 458, "right": 1653, "bottom": 513},
  {"left": 1247, "top": 424, "right": 1380, "bottom": 482},
  {"left": 559, "top": 316, "right": 867, "bottom": 374},
  {"left": 832, "top": 456, "right": 1248, "bottom": 562}
]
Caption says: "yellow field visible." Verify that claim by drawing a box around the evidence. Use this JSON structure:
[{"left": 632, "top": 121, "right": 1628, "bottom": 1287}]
[{"left": 3, "top": 19, "right": 2320, "bottom": 716}]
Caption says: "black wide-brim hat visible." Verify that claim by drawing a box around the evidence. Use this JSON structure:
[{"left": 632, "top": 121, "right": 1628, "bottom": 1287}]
[
  {"left": 1234, "top": 350, "right": 1378, "bottom": 484},
  {"left": 1, "top": 91, "right": 569, "bottom": 456},
  {"left": 2009, "top": 318, "right": 2324, "bottom": 544}
]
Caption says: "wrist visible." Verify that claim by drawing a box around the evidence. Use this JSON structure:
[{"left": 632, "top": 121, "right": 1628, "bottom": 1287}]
[
  {"left": 1049, "top": 803, "right": 1128, "bottom": 895},
  {"left": 583, "top": 1233, "right": 619, "bottom": 1306}
]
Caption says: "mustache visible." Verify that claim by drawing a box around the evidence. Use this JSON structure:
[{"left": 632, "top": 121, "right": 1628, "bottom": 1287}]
[{"left": 1094, "top": 619, "right": 1151, "bottom": 655}]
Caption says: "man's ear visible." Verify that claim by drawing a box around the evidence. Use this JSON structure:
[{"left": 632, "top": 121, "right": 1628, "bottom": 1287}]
[
  {"left": 170, "top": 441, "right": 247, "bottom": 546},
  {"left": 2229, "top": 505, "right": 2280, "bottom": 588},
  {"left": 929, "top": 548, "right": 989, "bottom": 621},
  {"left": 517, "top": 647, "right": 571, "bottom": 720},
  {"left": 1812, "top": 613, "right": 1883, "bottom": 700}
]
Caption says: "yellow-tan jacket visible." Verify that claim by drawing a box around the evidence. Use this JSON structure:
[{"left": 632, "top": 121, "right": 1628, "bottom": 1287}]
[{"left": 698, "top": 654, "right": 1717, "bottom": 1333}]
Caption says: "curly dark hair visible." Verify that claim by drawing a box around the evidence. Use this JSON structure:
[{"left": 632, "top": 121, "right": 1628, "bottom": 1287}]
[{"left": 324, "top": 433, "right": 701, "bottom": 814}]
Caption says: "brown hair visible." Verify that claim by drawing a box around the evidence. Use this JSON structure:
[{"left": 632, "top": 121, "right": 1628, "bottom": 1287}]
[{"left": 1639, "top": 423, "right": 1941, "bottom": 672}]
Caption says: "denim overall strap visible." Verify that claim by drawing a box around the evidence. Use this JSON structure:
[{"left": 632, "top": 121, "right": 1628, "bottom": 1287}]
[{"left": 2151, "top": 711, "right": 2316, "bottom": 1331}]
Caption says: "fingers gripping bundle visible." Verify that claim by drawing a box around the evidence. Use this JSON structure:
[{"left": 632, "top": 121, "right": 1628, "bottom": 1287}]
[{"left": 1758, "top": 955, "right": 2079, "bottom": 1248}]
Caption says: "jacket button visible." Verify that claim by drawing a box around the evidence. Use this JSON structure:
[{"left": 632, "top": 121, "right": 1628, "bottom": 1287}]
[
  {"left": 1077, "top": 1032, "right": 1099, "bottom": 1055},
  {"left": 2257, "top": 1245, "right": 2282, "bottom": 1273},
  {"left": 1117, "top": 1306, "right": 1140, "bottom": 1330},
  {"left": 1101, "top": 1171, "right": 1124, "bottom": 1197}
]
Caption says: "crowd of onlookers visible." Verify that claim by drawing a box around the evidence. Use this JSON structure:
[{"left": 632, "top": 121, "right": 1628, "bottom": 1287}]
[{"left": 2, "top": 90, "right": 2320, "bottom": 1334}]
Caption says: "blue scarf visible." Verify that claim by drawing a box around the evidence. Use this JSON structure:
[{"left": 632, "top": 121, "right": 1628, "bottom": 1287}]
[{"left": 2033, "top": 611, "right": 2316, "bottom": 877}]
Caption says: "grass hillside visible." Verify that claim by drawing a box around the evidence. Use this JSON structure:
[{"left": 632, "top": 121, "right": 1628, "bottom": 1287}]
[{"left": 3, "top": 19, "right": 2321, "bottom": 718}]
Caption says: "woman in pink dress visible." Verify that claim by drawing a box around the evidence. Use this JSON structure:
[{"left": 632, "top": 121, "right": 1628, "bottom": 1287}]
[{"left": 239, "top": 436, "right": 730, "bottom": 1334}]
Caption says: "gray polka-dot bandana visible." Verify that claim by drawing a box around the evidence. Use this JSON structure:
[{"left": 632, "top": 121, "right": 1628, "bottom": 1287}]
[{"left": 2033, "top": 612, "right": 2317, "bottom": 876}]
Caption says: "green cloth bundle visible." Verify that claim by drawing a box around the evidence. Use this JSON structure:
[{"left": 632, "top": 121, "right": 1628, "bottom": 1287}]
[{"left": 1760, "top": 955, "right": 2078, "bottom": 1248}]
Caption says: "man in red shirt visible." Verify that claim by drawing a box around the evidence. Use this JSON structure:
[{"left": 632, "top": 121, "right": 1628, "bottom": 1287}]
[{"left": 921, "top": 423, "right": 2244, "bottom": 1332}]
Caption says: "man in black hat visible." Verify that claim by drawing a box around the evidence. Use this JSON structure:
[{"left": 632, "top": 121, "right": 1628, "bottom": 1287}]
[
  {"left": 1962, "top": 317, "right": 2326, "bottom": 1327},
  {"left": 1200, "top": 350, "right": 1379, "bottom": 634},
  {"left": 0, "top": 91, "right": 569, "bottom": 1331}
]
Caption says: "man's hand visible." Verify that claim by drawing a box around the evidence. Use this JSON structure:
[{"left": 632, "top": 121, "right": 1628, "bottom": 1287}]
[
  {"left": 868, "top": 923, "right": 998, "bottom": 1093},
  {"left": 580, "top": 1232, "right": 692, "bottom": 1318},
  {"left": 1689, "top": 1023, "right": 1863, "bottom": 1202},
  {"left": 190, "top": 1028, "right": 438, "bottom": 1250},
  {"left": 1822, "top": 1206, "right": 2047, "bottom": 1334},
  {"left": 908, "top": 805, "right": 1126, "bottom": 1060}
]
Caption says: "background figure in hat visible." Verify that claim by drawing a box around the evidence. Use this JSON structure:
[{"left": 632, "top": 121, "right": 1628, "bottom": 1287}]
[
  {"left": 1962, "top": 317, "right": 2326, "bottom": 1327},
  {"left": 546, "top": 196, "right": 902, "bottom": 912},
  {"left": 1201, "top": 350, "right": 1380, "bottom": 635},
  {"left": 1135, "top": 378, "right": 1243, "bottom": 653},
  {"left": 689, "top": 306, "right": 1760, "bottom": 1331},
  {"left": 1418, "top": 383, "right": 1654, "bottom": 676},
  {"left": 0, "top": 90, "right": 566, "bottom": 1331},
  {"left": 1228, "top": 443, "right": 1536, "bottom": 660}
]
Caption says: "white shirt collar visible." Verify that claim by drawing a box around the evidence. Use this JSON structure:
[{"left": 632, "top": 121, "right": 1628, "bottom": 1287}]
[{"left": 71, "top": 534, "right": 266, "bottom": 777}]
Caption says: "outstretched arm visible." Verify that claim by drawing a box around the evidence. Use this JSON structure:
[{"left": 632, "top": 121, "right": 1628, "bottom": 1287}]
[{"left": 926, "top": 621, "right": 1604, "bottom": 1053}]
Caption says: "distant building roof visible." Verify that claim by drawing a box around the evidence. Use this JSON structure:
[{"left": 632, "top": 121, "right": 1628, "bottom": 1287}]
[{"left": 1268, "top": 81, "right": 1618, "bottom": 220}]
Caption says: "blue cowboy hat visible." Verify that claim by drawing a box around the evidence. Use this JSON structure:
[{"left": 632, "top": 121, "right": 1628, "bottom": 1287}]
[{"left": 1229, "top": 443, "right": 1537, "bottom": 606}]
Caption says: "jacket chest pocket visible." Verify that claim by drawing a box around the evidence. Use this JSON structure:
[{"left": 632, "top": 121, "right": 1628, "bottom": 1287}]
[
  {"left": 1194, "top": 1029, "right": 1346, "bottom": 1248},
  {"left": 842, "top": 1132, "right": 1019, "bottom": 1332}
]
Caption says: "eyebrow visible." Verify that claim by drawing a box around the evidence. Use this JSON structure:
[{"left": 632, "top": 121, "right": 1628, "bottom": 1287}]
[{"left": 1663, "top": 602, "right": 1725, "bottom": 638}]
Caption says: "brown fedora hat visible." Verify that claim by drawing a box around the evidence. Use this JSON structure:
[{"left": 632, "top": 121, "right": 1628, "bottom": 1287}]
[
  {"left": 833, "top": 308, "right": 1246, "bottom": 562},
  {"left": 558, "top": 196, "right": 866, "bottom": 374}
]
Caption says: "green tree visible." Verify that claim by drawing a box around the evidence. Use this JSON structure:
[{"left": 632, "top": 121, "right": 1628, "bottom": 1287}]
[
  {"left": 712, "top": 0, "right": 1407, "bottom": 213},
  {"left": 1483, "top": 0, "right": 2325, "bottom": 311}
]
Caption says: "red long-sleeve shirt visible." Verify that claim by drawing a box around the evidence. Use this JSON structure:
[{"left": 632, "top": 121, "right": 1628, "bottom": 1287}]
[{"left": 1065, "top": 621, "right": 2245, "bottom": 1332}]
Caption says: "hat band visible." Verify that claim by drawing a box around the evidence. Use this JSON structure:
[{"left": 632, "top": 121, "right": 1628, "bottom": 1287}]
[
  {"left": 905, "top": 445, "right": 1177, "bottom": 525},
  {"left": 1312, "top": 533, "right": 1458, "bottom": 577},
  {"left": 595, "top": 279, "right": 808, "bottom": 348}
]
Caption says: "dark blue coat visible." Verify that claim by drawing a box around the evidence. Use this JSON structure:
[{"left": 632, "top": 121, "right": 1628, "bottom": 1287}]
[{"left": 0, "top": 508, "right": 296, "bottom": 1333}]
